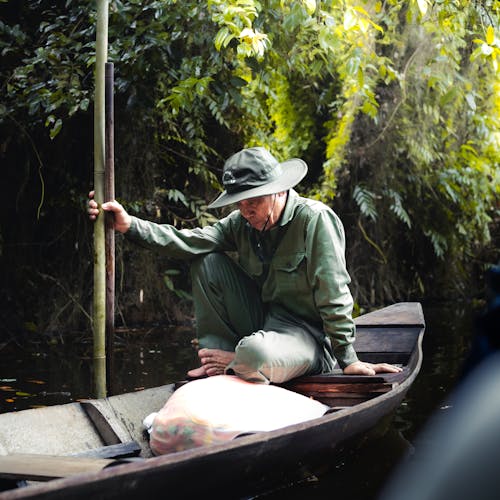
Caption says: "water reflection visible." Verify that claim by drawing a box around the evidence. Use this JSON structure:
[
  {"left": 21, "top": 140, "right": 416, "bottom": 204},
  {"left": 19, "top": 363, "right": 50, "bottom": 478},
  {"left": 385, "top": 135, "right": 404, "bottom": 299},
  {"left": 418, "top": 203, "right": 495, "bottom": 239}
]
[
  {"left": 394, "top": 302, "right": 475, "bottom": 439},
  {"left": 0, "top": 325, "right": 198, "bottom": 413}
]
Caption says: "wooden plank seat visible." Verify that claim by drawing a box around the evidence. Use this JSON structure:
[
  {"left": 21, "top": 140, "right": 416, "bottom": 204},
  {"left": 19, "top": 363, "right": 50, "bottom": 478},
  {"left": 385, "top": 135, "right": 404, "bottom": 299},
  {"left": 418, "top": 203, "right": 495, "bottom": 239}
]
[
  {"left": 0, "top": 454, "right": 114, "bottom": 482},
  {"left": 279, "top": 368, "right": 408, "bottom": 407}
]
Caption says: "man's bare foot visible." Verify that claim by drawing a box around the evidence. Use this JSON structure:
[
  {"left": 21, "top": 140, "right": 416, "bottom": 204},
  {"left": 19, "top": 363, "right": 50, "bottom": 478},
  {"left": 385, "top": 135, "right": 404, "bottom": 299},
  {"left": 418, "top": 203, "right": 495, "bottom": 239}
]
[{"left": 186, "top": 348, "right": 236, "bottom": 378}]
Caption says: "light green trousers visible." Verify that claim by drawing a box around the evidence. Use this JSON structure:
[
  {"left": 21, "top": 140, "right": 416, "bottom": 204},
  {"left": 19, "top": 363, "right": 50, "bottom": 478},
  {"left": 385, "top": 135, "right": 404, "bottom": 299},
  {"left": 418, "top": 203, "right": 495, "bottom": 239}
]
[{"left": 190, "top": 253, "right": 335, "bottom": 384}]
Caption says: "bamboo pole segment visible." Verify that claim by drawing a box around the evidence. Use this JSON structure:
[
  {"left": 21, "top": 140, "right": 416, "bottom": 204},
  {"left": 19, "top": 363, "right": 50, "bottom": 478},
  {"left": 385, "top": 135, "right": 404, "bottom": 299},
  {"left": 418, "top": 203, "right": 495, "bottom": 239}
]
[
  {"left": 93, "top": 0, "right": 109, "bottom": 399},
  {"left": 105, "top": 62, "right": 115, "bottom": 395}
]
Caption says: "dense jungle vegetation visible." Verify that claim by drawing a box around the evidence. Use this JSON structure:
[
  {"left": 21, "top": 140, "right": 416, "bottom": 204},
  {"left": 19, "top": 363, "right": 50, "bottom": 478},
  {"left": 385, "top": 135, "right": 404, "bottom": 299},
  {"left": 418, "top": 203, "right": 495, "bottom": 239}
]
[{"left": 1, "top": 0, "right": 499, "bottom": 338}]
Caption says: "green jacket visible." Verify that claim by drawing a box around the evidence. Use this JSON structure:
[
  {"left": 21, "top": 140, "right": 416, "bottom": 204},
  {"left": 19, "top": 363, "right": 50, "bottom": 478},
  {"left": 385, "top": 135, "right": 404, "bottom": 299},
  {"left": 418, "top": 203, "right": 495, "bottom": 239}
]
[{"left": 127, "top": 189, "right": 358, "bottom": 368}]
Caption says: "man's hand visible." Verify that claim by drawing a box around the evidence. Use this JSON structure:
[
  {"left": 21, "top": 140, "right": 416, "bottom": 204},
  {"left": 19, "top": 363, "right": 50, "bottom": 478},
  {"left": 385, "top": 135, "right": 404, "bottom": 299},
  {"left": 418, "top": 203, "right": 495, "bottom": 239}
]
[
  {"left": 343, "top": 360, "right": 402, "bottom": 376},
  {"left": 88, "top": 190, "right": 132, "bottom": 234}
]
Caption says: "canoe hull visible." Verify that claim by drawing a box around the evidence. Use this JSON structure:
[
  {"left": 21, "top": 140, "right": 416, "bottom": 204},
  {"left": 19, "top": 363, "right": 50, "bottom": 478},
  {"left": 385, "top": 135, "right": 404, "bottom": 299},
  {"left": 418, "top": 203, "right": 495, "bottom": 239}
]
[{"left": 0, "top": 303, "right": 425, "bottom": 499}]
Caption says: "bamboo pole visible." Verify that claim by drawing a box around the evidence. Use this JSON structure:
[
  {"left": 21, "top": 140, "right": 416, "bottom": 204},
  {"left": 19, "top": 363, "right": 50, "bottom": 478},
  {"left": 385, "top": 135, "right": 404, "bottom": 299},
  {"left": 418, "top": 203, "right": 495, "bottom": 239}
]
[
  {"left": 93, "top": 0, "right": 109, "bottom": 399},
  {"left": 105, "top": 62, "right": 115, "bottom": 395}
]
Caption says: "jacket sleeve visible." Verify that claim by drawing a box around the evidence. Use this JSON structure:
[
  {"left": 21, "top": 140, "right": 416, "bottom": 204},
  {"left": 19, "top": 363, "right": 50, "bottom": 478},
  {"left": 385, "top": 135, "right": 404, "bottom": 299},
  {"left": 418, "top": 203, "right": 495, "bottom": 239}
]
[
  {"left": 125, "top": 215, "right": 235, "bottom": 260},
  {"left": 305, "top": 209, "right": 359, "bottom": 368}
]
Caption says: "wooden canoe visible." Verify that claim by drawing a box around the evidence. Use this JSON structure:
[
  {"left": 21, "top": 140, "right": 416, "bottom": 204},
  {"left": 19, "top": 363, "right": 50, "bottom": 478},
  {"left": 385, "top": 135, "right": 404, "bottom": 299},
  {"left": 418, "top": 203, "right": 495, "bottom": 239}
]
[{"left": 0, "top": 302, "right": 425, "bottom": 499}]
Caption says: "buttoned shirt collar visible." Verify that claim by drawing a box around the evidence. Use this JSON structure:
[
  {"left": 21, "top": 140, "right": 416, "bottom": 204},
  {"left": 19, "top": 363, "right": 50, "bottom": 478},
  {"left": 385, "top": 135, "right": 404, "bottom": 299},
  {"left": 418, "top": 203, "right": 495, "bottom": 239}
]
[{"left": 278, "top": 189, "right": 299, "bottom": 227}]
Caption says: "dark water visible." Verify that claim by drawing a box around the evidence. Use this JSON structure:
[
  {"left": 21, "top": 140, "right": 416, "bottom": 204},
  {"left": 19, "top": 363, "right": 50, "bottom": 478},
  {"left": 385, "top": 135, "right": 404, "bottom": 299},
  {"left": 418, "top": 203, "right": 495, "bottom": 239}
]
[
  {"left": 0, "top": 325, "right": 198, "bottom": 413},
  {"left": 0, "top": 302, "right": 478, "bottom": 498}
]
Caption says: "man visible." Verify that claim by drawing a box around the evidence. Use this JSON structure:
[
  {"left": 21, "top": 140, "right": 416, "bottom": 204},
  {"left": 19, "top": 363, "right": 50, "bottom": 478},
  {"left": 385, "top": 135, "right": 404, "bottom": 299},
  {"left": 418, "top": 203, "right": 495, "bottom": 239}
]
[{"left": 89, "top": 147, "right": 400, "bottom": 383}]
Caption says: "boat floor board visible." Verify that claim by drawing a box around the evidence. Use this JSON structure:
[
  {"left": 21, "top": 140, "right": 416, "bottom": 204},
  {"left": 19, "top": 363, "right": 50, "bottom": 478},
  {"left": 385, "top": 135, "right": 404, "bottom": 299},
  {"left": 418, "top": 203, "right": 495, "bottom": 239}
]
[
  {"left": 0, "top": 386, "right": 175, "bottom": 460},
  {"left": 0, "top": 404, "right": 105, "bottom": 457}
]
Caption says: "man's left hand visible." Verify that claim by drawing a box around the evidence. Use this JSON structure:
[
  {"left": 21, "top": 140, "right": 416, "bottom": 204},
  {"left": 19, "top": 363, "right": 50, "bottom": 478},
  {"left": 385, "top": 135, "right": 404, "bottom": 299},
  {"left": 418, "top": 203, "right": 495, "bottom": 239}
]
[{"left": 343, "top": 360, "right": 402, "bottom": 376}]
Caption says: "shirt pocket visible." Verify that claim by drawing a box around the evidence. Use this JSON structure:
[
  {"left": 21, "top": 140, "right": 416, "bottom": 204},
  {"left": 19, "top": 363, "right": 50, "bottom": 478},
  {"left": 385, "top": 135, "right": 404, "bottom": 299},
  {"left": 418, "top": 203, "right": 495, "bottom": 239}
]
[{"left": 271, "top": 252, "right": 308, "bottom": 293}]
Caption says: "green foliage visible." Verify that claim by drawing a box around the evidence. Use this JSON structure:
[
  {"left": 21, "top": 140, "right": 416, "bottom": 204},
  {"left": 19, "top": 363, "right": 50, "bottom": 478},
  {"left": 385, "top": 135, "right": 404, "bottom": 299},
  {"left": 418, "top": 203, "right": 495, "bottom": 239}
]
[
  {"left": 234, "top": 0, "right": 498, "bottom": 300},
  {"left": 163, "top": 269, "right": 192, "bottom": 300},
  {"left": 1, "top": 2, "right": 94, "bottom": 137},
  {"left": 353, "top": 185, "right": 378, "bottom": 222},
  {"left": 386, "top": 189, "right": 412, "bottom": 229},
  {"left": 1, "top": 0, "right": 499, "bottom": 333}
]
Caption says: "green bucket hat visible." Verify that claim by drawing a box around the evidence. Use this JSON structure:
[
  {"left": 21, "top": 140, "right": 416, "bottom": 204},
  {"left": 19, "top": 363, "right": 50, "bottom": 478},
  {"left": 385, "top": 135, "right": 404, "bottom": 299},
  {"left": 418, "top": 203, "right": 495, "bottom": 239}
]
[{"left": 208, "top": 147, "right": 308, "bottom": 209}]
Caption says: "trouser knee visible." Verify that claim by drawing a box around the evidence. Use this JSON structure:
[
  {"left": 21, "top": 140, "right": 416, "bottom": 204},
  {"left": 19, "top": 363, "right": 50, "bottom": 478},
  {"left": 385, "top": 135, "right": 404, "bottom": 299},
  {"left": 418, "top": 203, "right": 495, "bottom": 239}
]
[
  {"left": 228, "top": 330, "right": 326, "bottom": 384},
  {"left": 235, "top": 333, "right": 271, "bottom": 368}
]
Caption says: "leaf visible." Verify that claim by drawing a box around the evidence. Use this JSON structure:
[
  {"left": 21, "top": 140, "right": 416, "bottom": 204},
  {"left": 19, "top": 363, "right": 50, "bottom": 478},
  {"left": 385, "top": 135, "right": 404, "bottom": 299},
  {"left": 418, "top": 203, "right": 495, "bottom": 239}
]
[
  {"left": 353, "top": 6, "right": 370, "bottom": 17},
  {"left": 460, "top": 143, "right": 478, "bottom": 156},
  {"left": 465, "top": 93, "right": 476, "bottom": 111},
  {"left": 388, "top": 191, "right": 412, "bottom": 228},
  {"left": 164, "top": 269, "right": 181, "bottom": 276},
  {"left": 440, "top": 88, "right": 458, "bottom": 107},
  {"left": 166, "top": 189, "right": 188, "bottom": 206},
  {"left": 470, "top": 46, "right": 484, "bottom": 62},
  {"left": 49, "top": 118, "right": 62, "bottom": 139},
  {"left": 353, "top": 185, "right": 378, "bottom": 221},
  {"left": 357, "top": 67, "right": 364, "bottom": 89},
  {"left": 163, "top": 274, "right": 174, "bottom": 292},
  {"left": 345, "top": 56, "right": 360, "bottom": 76},
  {"left": 352, "top": 6, "right": 384, "bottom": 33},
  {"left": 424, "top": 230, "right": 447, "bottom": 259},
  {"left": 302, "top": 0, "right": 316, "bottom": 16},
  {"left": 343, "top": 9, "right": 357, "bottom": 31},
  {"left": 214, "top": 27, "right": 233, "bottom": 51},
  {"left": 358, "top": 18, "right": 370, "bottom": 33},
  {"left": 486, "top": 26, "right": 495, "bottom": 46},
  {"left": 79, "top": 98, "right": 89, "bottom": 111},
  {"left": 229, "top": 76, "right": 247, "bottom": 88},
  {"left": 368, "top": 19, "right": 384, "bottom": 34},
  {"left": 416, "top": 0, "right": 428, "bottom": 16}
]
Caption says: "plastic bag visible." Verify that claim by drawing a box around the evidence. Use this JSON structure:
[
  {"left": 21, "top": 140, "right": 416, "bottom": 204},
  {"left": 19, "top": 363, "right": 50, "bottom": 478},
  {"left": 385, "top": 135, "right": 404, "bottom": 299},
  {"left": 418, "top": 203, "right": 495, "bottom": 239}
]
[{"left": 147, "top": 375, "right": 328, "bottom": 455}]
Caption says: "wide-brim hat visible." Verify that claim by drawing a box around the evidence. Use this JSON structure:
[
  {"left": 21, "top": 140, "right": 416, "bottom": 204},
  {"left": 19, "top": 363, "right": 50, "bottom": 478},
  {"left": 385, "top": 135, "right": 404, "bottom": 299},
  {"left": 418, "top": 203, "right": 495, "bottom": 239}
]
[{"left": 208, "top": 147, "right": 308, "bottom": 209}]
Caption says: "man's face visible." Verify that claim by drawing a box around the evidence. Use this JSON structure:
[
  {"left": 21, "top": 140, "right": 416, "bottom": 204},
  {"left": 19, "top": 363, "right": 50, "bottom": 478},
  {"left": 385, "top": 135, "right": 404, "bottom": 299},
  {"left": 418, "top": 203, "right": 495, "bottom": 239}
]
[{"left": 237, "top": 194, "right": 276, "bottom": 230}]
